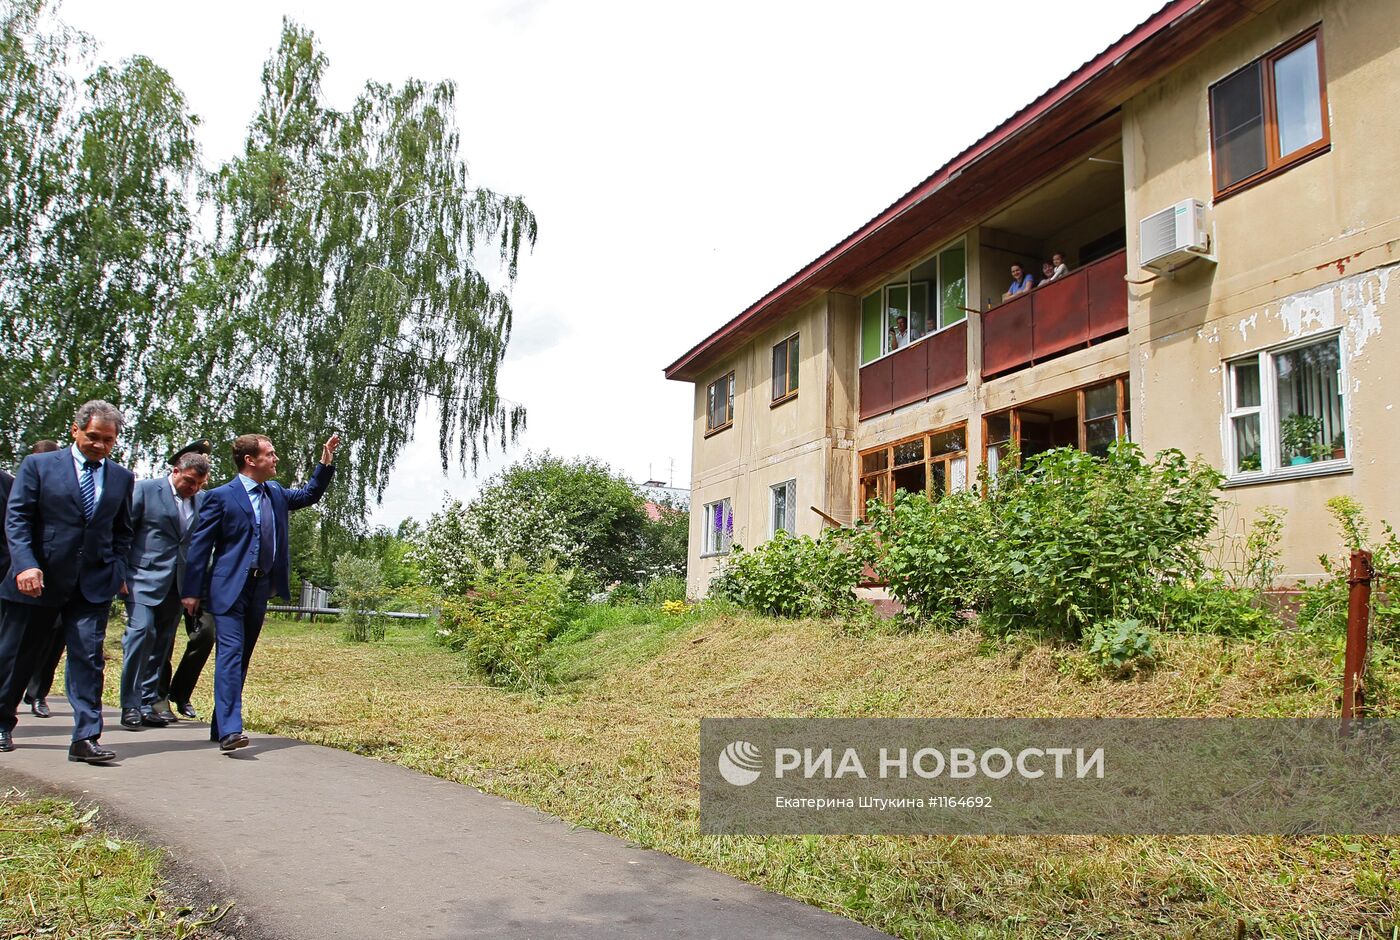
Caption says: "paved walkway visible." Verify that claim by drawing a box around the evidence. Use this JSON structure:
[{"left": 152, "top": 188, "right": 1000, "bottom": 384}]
[{"left": 0, "top": 703, "right": 890, "bottom": 939}]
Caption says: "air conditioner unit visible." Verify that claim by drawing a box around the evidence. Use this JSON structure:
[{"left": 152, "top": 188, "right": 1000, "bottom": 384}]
[{"left": 1139, "top": 198, "right": 1211, "bottom": 272}]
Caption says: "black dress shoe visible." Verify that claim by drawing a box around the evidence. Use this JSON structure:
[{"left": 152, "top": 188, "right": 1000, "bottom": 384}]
[
  {"left": 68, "top": 738, "right": 116, "bottom": 763},
  {"left": 0, "top": 729, "right": 13, "bottom": 752},
  {"left": 120, "top": 708, "right": 144, "bottom": 729},
  {"left": 175, "top": 701, "right": 198, "bottom": 720},
  {"left": 31, "top": 697, "right": 51, "bottom": 718},
  {"left": 218, "top": 732, "right": 249, "bottom": 752},
  {"left": 140, "top": 712, "right": 169, "bottom": 728},
  {"left": 152, "top": 700, "right": 178, "bottom": 723}
]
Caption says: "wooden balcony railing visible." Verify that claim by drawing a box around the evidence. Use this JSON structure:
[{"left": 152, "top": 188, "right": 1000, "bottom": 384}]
[
  {"left": 859, "top": 319, "right": 968, "bottom": 421},
  {"left": 980, "top": 248, "right": 1128, "bottom": 380}
]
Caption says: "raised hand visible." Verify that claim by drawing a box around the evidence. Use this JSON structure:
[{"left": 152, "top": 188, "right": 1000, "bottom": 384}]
[{"left": 321, "top": 432, "right": 342, "bottom": 465}]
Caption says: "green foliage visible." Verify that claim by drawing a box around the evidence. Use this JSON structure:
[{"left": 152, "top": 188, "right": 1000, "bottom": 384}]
[
  {"left": 711, "top": 528, "right": 873, "bottom": 619},
  {"left": 1084, "top": 619, "right": 1158, "bottom": 678},
  {"left": 1239, "top": 505, "right": 1286, "bottom": 594},
  {"left": 434, "top": 558, "right": 572, "bottom": 689},
  {"left": 415, "top": 453, "right": 673, "bottom": 598},
  {"left": 1298, "top": 496, "right": 1400, "bottom": 644},
  {"left": 0, "top": 4, "right": 537, "bottom": 535},
  {"left": 1159, "top": 576, "right": 1277, "bottom": 637},
  {"left": 1280, "top": 413, "right": 1324, "bottom": 460},
  {"left": 864, "top": 489, "right": 991, "bottom": 629},
  {"left": 333, "top": 554, "right": 387, "bottom": 642},
  {"left": 641, "top": 574, "right": 687, "bottom": 606}
]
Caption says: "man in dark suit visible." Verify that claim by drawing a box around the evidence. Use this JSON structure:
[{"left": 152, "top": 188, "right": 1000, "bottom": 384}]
[
  {"left": 183, "top": 432, "right": 340, "bottom": 752},
  {"left": 17, "top": 439, "right": 64, "bottom": 719},
  {"left": 117, "top": 445, "right": 211, "bottom": 729},
  {"left": 0, "top": 402, "right": 134, "bottom": 762}
]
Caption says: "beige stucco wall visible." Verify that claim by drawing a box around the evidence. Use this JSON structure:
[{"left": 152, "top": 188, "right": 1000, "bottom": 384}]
[{"left": 1123, "top": 0, "right": 1400, "bottom": 579}]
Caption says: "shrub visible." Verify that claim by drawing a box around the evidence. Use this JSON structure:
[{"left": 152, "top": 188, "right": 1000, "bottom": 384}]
[
  {"left": 435, "top": 558, "right": 572, "bottom": 689},
  {"left": 641, "top": 574, "right": 686, "bottom": 605},
  {"left": 1298, "top": 497, "right": 1400, "bottom": 643},
  {"left": 866, "top": 489, "right": 992, "bottom": 629},
  {"left": 1158, "top": 575, "right": 1278, "bottom": 637},
  {"left": 1085, "top": 618, "right": 1158, "bottom": 678},
  {"left": 712, "top": 528, "right": 873, "bottom": 619},
  {"left": 333, "top": 554, "right": 387, "bottom": 642}
]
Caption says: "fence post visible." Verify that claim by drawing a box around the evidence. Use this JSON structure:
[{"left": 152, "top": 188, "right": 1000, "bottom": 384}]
[{"left": 1342, "top": 549, "right": 1373, "bottom": 735}]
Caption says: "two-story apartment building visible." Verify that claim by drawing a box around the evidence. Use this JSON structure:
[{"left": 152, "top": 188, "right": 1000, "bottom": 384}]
[{"left": 665, "top": 0, "right": 1400, "bottom": 598}]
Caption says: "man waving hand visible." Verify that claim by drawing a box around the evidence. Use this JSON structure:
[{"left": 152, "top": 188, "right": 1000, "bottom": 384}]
[{"left": 183, "top": 433, "right": 340, "bottom": 752}]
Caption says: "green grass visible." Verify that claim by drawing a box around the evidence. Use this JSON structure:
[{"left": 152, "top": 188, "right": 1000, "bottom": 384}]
[
  {"left": 95, "top": 607, "right": 1400, "bottom": 938},
  {"left": 0, "top": 790, "right": 222, "bottom": 939}
]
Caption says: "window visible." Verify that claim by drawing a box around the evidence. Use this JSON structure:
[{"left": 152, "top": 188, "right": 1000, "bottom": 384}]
[
  {"left": 860, "top": 241, "right": 967, "bottom": 364},
  {"left": 1210, "top": 26, "right": 1328, "bottom": 197},
  {"left": 706, "top": 372, "right": 734, "bottom": 434},
  {"left": 858, "top": 424, "right": 968, "bottom": 519},
  {"left": 770, "top": 480, "right": 796, "bottom": 536},
  {"left": 703, "top": 498, "right": 733, "bottom": 554},
  {"left": 771, "top": 334, "right": 799, "bottom": 403},
  {"left": 1225, "top": 333, "right": 1346, "bottom": 477},
  {"left": 984, "top": 376, "right": 1131, "bottom": 474}
]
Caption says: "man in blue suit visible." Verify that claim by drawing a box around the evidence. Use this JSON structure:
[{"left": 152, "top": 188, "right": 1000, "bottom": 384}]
[
  {"left": 183, "top": 432, "right": 340, "bottom": 752},
  {"left": 117, "top": 445, "right": 211, "bottom": 729},
  {"left": 0, "top": 401, "right": 135, "bottom": 762}
]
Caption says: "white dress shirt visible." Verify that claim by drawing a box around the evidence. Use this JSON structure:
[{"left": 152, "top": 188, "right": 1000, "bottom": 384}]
[{"left": 70, "top": 443, "right": 105, "bottom": 503}]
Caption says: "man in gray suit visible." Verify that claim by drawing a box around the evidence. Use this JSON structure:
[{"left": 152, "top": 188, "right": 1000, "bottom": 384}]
[{"left": 118, "top": 446, "right": 211, "bottom": 729}]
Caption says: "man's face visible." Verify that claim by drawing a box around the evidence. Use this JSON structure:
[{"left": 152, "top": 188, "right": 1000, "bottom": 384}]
[
  {"left": 170, "top": 467, "right": 209, "bottom": 499},
  {"left": 71, "top": 419, "right": 118, "bottom": 463},
  {"left": 897, "top": 317, "right": 908, "bottom": 332},
  {"left": 244, "top": 440, "right": 279, "bottom": 482}
]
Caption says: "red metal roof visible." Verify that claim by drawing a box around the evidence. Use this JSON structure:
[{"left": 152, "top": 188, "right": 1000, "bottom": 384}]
[{"left": 663, "top": 0, "right": 1270, "bottom": 382}]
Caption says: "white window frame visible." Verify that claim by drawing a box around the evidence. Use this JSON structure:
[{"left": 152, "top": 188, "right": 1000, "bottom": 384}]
[
  {"left": 860, "top": 237, "right": 968, "bottom": 363},
  {"left": 1222, "top": 330, "right": 1350, "bottom": 483},
  {"left": 702, "top": 497, "right": 733, "bottom": 555},
  {"left": 770, "top": 480, "right": 796, "bottom": 537}
]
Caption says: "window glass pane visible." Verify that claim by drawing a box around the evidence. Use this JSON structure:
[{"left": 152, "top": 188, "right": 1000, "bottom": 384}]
[
  {"left": 1232, "top": 413, "right": 1262, "bottom": 471},
  {"left": 1275, "top": 338, "right": 1343, "bottom": 464},
  {"left": 1085, "top": 417, "right": 1117, "bottom": 458},
  {"left": 893, "top": 439, "right": 924, "bottom": 466},
  {"left": 939, "top": 244, "right": 967, "bottom": 327},
  {"left": 1211, "top": 64, "right": 1267, "bottom": 188},
  {"left": 892, "top": 463, "right": 926, "bottom": 496},
  {"left": 985, "top": 413, "right": 1011, "bottom": 446},
  {"left": 886, "top": 284, "right": 909, "bottom": 351},
  {"left": 929, "top": 428, "right": 965, "bottom": 456},
  {"left": 1232, "top": 359, "right": 1261, "bottom": 409},
  {"left": 930, "top": 461, "right": 946, "bottom": 497},
  {"left": 1274, "top": 39, "right": 1324, "bottom": 157},
  {"left": 771, "top": 342, "right": 787, "bottom": 400},
  {"left": 861, "top": 448, "right": 888, "bottom": 474},
  {"left": 861, "top": 292, "right": 882, "bottom": 364},
  {"left": 726, "top": 374, "right": 734, "bottom": 422},
  {"left": 788, "top": 336, "right": 799, "bottom": 393},
  {"left": 771, "top": 483, "right": 788, "bottom": 535},
  {"left": 1083, "top": 382, "right": 1117, "bottom": 420},
  {"left": 909, "top": 282, "right": 929, "bottom": 342}
]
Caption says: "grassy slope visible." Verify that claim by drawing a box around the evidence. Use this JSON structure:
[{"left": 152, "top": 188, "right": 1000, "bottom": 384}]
[{"left": 173, "top": 610, "right": 1398, "bottom": 940}]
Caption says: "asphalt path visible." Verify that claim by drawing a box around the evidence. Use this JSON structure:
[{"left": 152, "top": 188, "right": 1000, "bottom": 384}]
[{"left": 0, "top": 702, "right": 891, "bottom": 939}]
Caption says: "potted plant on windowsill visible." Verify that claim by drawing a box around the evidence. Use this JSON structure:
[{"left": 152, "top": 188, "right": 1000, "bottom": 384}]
[
  {"left": 1281, "top": 413, "right": 1323, "bottom": 465},
  {"left": 1331, "top": 431, "right": 1347, "bottom": 461},
  {"left": 1238, "top": 452, "right": 1262, "bottom": 472}
]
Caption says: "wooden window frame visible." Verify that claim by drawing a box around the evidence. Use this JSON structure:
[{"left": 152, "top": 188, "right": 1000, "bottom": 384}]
[
  {"left": 982, "top": 375, "right": 1131, "bottom": 471},
  {"left": 1209, "top": 24, "right": 1330, "bottom": 201},
  {"left": 704, "top": 371, "right": 735, "bottom": 437},
  {"left": 857, "top": 423, "right": 969, "bottom": 521},
  {"left": 771, "top": 333, "right": 800, "bottom": 407}
]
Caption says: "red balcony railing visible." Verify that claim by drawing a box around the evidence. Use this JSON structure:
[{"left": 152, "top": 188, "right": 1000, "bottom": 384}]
[
  {"left": 859, "top": 319, "right": 968, "bottom": 420},
  {"left": 980, "top": 249, "right": 1128, "bottom": 380}
]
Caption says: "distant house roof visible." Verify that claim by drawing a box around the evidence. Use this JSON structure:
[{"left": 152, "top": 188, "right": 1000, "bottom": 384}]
[{"left": 663, "top": 0, "right": 1271, "bottom": 383}]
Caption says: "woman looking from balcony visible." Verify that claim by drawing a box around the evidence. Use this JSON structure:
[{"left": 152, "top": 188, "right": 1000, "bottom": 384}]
[{"left": 1003, "top": 263, "right": 1035, "bottom": 300}]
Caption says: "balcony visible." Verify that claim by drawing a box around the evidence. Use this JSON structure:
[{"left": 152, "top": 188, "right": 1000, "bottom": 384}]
[
  {"left": 981, "top": 249, "right": 1128, "bottom": 380},
  {"left": 859, "top": 320, "right": 968, "bottom": 421}
]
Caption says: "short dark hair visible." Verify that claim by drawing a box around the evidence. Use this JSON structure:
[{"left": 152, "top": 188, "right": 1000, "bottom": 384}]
[
  {"left": 231, "top": 434, "right": 271, "bottom": 470},
  {"left": 174, "top": 452, "right": 211, "bottom": 476},
  {"left": 31, "top": 439, "right": 60, "bottom": 454}
]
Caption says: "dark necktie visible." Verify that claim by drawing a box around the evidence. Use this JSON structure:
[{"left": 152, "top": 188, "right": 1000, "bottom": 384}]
[
  {"left": 80, "top": 460, "right": 101, "bottom": 520},
  {"left": 255, "top": 484, "right": 274, "bottom": 570}
]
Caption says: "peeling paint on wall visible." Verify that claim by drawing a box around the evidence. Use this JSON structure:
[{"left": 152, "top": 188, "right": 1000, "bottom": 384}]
[
  {"left": 1263, "top": 261, "right": 1394, "bottom": 358},
  {"left": 1341, "top": 264, "right": 1391, "bottom": 357},
  {"left": 1235, "top": 312, "right": 1259, "bottom": 345},
  {"left": 1274, "top": 282, "right": 1337, "bottom": 336}
]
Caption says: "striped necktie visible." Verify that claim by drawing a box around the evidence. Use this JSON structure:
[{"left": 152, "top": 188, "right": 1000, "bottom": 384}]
[{"left": 80, "top": 460, "right": 101, "bottom": 520}]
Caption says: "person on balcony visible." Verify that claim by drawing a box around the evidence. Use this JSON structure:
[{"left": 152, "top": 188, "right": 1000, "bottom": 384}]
[
  {"left": 1003, "top": 264, "right": 1035, "bottom": 300},
  {"left": 888, "top": 315, "right": 910, "bottom": 351},
  {"left": 1046, "top": 251, "right": 1070, "bottom": 282},
  {"left": 1040, "top": 261, "right": 1056, "bottom": 285}
]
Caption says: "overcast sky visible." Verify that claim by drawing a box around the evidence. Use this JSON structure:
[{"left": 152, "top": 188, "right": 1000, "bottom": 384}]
[{"left": 63, "top": 0, "right": 1165, "bottom": 529}]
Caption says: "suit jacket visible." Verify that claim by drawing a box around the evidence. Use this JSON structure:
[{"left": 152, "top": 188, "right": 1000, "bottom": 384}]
[
  {"left": 1, "top": 448, "right": 135, "bottom": 607},
  {"left": 125, "top": 476, "right": 206, "bottom": 605},
  {"left": 184, "top": 463, "right": 335, "bottom": 615},
  {"left": 0, "top": 469, "right": 13, "bottom": 579}
]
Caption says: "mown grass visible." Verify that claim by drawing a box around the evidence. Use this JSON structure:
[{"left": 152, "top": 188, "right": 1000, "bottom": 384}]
[
  {"left": 105, "top": 609, "right": 1400, "bottom": 938},
  {"left": 0, "top": 790, "right": 220, "bottom": 939}
]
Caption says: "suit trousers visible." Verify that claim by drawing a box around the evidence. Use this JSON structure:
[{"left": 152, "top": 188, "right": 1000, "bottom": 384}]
[
  {"left": 210, "top": 573, "right": 272, "bottom": 741},
  {"left": 162, "top": 609, "right": 216, "bottom": 706},
  {"left": 0, "top": 596, "right": 111, "bottom": 741},
  {"left": 120, "top": 588, "right": 182, "bottom": 712},
  {"left": 24, "top": 624, "right": 66, "bottom": 702}
]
